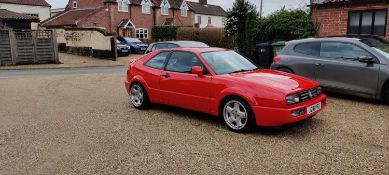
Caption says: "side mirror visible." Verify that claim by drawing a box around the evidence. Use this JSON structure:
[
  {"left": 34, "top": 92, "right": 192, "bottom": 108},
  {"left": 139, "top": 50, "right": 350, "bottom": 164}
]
[
  {"left": 358, "top": 56, "right": 375, "bottom": 63},
  {"left": 191, "top": 66, "right": 203, "bottom": 77}
]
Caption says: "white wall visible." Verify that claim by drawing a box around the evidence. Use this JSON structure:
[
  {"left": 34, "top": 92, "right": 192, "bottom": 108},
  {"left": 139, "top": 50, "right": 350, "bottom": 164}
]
[
  {"left": 194, "top": 14, "right": 226, "bottom": 28},
  {"left": 0, "top": 3, "right": 51, "bottom": 29},
  {"left": 57, "top": 29, "right": 113, "bottom": 50}
]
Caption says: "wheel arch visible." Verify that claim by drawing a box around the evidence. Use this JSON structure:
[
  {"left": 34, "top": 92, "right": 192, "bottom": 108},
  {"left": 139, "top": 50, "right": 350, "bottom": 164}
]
[
  {"left": 276, "top": 66, "right": 295, "bottom": 74},
  {"left": 216, "top": 92, "right": 256, "bottom": 117}
]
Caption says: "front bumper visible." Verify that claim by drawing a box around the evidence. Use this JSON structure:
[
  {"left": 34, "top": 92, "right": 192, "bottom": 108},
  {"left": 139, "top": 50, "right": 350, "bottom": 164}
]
[{"left": 252, "top": 94, "right": 327, "bottom": 126}]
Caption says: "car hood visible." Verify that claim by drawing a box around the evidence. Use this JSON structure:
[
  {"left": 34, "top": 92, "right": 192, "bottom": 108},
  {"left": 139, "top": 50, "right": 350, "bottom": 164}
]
[{"left": 226, "top": 69, "right": 319, "bottom": 95}]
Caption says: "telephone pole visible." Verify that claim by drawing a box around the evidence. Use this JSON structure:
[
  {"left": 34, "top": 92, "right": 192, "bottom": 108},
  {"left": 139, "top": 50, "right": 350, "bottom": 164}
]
[{"left": 259, "top": 0, "right": 263, "bottom": 18}]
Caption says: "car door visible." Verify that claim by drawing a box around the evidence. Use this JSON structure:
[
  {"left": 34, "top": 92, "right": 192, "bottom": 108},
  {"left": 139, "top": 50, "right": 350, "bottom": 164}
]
[
  {"left": 159, "top": 51, "right": 212, "bottom": 113},
  {"left": 315, "top": 41, "right": 379, "bottom": 96},
  {"left": 290, "top": 42, "right": 321, "bottom": 80},
  {"left": 142, "top": 51, "right": 171, "bottom": 102}
]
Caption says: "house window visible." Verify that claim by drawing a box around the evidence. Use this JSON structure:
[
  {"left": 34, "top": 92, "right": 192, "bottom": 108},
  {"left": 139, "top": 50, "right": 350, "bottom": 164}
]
[
  {"left": 198, "top": 16, "right": 201, "bottom": 24},
  {"left": 73, "top": 1, "right": 77, "bottom": 8},
  {"left": 348, "top": 10, "right": 387, "bottom": 36},
  {"left": 136, "top": 28, "right": 148, "bottom": 39},
  {"left": 180, "top": 1, "right": 188, "bottom": 17},
  {"left": 141, "top": 0, "right": 151, "bottom": 14},
  {"left": 222, "top": 18, "right": 226, "bottom": 26},
  {"left": 208, "top": 17, "right": 211, "bottom": 24},
  {"left": 118, "top": 0, "right": 128, "bottom": 12},
  {"left": 161, "top": 0, "right": 170, "bottom": 15}
]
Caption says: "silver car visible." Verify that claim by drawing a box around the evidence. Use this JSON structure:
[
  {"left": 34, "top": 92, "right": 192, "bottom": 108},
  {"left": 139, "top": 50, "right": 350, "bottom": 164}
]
[{"left": 271, "top": 36, "right": 389, "bottom": 104}]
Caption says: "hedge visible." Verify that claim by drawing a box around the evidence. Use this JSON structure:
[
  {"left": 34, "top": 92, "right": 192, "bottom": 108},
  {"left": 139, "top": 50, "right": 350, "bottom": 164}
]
[
  {"left": 151, "top": 25, "right": 182, "bottom": 40},
  {"left": 176, "top": 27, "right": 234, "bottom": 49}
]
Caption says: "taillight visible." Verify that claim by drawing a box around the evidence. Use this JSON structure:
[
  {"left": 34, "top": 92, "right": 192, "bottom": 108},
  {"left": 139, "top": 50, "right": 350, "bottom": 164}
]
[{"left": 273, "top": 56, "right": 281, "bottom": 63}]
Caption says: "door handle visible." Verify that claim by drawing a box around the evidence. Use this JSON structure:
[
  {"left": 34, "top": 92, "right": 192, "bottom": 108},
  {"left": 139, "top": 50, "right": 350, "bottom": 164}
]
[{"left": 160, "top": 73, "right": 170, "bottom": 78}]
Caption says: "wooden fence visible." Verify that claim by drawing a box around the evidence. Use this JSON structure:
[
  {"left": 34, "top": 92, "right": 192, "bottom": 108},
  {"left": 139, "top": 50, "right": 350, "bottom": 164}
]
[{"left": 0, "top": 29, "right": 59, "bottom": 66}]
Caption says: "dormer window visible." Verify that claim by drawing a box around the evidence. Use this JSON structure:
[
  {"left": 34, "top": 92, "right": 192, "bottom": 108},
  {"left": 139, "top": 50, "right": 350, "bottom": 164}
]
[
  {"left": 180, "top": 0, "right": 188, "bottom": 17},
  {"left": 73, "top": 1, "right": 77, "bottom": 8},
  {"left": 141, "top": 0, "right": 151, "bottom": 14},
  {"left": 118, "top": 0, "right": 128, "bottom": 12},
  {"left": 160, "top": 0, "right": 170, "bottom": 16}
]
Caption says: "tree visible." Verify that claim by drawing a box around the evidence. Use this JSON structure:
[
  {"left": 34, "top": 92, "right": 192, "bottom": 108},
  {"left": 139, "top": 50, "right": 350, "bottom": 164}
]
[{"left": 225, "top": 0, "right": 259, "bottom": 58}]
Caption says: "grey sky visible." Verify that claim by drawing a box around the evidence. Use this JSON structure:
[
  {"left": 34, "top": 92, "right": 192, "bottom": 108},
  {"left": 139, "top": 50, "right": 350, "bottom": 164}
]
[{"left": 47, "top": 0, "right": 310, "bottom": 16}]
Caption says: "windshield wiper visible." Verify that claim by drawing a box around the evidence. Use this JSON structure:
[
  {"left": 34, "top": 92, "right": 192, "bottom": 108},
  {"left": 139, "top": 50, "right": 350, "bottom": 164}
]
[{"left": 229, "top": 69, "right": 249, "bottom": 74}]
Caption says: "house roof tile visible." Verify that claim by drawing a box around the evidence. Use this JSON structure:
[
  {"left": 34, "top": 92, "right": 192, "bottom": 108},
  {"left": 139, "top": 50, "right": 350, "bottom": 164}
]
[
  {"left": 41, "top": 8, "right": 102, "bottom": 27},
  {"left": 0, "top": 9, "right": 40, "bottom": 21},
  {"left": 0, "top": 0, "right": 51, "bottom": 7},
  {"left": 187, "top": 1, "right": 226, "bottom": 17}
]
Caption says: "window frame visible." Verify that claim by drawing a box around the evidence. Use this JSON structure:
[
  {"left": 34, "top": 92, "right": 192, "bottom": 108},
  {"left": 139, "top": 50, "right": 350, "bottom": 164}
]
[
  {"left": 347, "top": 9, "right": 388, "bottom": 37},
  {"left": 135, "top": 28, "right": 148, "bottom": 39},
  {"left": 117, "top": 0, "right": 128, "bottom": 12},
  {"left": 73, "top": 1, "right": 77, "bottom": 8},
  {"left": 180, "top": 1, "right": 188, "bottom": 17},
  {"left": 293, "top": 42, "right": 321, "bottom": 57},
  {"left": 198, "top": 16, "right": 201, "bottom": 24},
  {"left": 160, "top": 0, "right": 170, "bottom": 16},
  {"left": 208, "top": 17, "right": 211, "bottom": 25},
  {"left": 144, "top": 51, "right": 171, "bottom": 70},
  {"left": 141, "top": 0, "right": 151, "bottom": 14},
  {"left": 164, "top": 51, "right": 211, "bottom": 75},
  {"left": 318, "top": 41, "right": 376, "bottom": 62}
]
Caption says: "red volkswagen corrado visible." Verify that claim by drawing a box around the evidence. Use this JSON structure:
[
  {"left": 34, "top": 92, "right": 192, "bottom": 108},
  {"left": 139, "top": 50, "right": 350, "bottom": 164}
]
[{"left": 125, "top": 47, "right": 326, "bottom": 132}]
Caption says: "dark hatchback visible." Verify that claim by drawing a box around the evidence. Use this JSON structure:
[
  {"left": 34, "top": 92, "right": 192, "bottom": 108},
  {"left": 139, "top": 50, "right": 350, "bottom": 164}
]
[{"left": 270, "top": 35, "right": 389, "bottom": 104}]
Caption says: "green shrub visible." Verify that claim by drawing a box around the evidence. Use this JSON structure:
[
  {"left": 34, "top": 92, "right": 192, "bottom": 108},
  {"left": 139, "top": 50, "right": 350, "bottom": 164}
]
[
  {"left": 176, "top": 27, "right": 233, "bottom": 49},
  {"left": 151, "top": 25, "right": 182, "bottom": 40}
]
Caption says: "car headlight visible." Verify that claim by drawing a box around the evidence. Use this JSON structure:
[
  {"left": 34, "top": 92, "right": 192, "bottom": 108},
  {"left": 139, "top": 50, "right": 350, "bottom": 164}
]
[
  {"left": 286, "top": 94, "right": 300, "bottom": 105},
  {"left": 316, "top": 86, "right": 322, "bottom": 94}
]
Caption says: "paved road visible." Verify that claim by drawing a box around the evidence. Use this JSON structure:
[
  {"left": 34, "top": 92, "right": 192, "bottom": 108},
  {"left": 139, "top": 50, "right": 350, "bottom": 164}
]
[{"left": 0, "top": 66, "right": 127, "bottom": 79}]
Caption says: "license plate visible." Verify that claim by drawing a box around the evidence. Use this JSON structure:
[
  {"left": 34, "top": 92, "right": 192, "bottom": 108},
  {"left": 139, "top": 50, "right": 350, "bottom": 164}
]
[
  {"left": 122, "top": 50, "right": 128, "bottom": 52},
  {"left": 307, "top": 102, "right": 321, "bottom": 114},
  {"left": 141, "top": 48, "right": 146, "bottom": 50}
]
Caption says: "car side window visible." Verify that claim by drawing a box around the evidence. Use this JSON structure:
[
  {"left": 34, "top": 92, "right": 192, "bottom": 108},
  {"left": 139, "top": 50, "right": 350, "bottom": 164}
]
[
  {"left": 320, "top": 42, "right": 371, "bottom": 60},
  {"left": 168, "top": 44, "right": 178, "bottom": 48},
  {"left": 294, "top": 42, "right": 320, "bottom": 56},
  {"left": 144, "top": 52, "right": 169, "bottom": 70},
  {"left": 152, "top": 43, "right": 168, "bottom": 51},
  {"left": 166, "top": 52, "right": 206, "bottom": 74}
]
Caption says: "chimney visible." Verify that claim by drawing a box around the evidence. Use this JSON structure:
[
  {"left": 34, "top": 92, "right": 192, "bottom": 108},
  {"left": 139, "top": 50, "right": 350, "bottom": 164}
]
[{"left": 199, "top": 0, "right": 207, "bottom": 5}]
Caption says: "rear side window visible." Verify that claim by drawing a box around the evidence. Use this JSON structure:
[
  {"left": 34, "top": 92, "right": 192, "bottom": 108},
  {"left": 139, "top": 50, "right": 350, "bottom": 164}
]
[
  {"left": 294, "top": 42, "right": 320, "bottom": 56},
  {"left": 168, "top": 44, "right": 178, "bottom": 48},
  {"left": 152, "top": 43, "right": 168, "bottom": 51},
  {"left": 144, "top": 52, "right": 169, "bottom": 69},
  {"left": 320, "top": 42, "right": 371, "bottom": 59}
]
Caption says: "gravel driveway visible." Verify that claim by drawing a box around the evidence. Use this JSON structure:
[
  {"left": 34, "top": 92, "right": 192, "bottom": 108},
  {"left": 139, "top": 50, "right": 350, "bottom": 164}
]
[{"left": 0, "top": 73, "right": 388, "bottom": 174}]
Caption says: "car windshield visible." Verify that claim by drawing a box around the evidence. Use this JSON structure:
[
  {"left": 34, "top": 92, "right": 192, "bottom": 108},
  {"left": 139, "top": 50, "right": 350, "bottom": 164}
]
[
  {"left": 359, "top": 37, "right": 389, "bottom": 59},
  {"left": 201, "top": 50, "right": 258, "bottom": 75},
  {"left": 125, "top": 38, "right": 142, "bottom": 44},
  {"left": 178, "top": 42, "right": 209, "bottom": 47}
]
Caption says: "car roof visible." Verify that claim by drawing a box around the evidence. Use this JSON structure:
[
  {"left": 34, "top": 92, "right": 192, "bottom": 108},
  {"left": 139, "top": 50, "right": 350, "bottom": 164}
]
[
  {"left": 152, "top": 40, "right": 207, "bottom": 45},
  {"left": 287, "top": 37, "right": 361, "bottom": 44},
  {"left": 158, "top": 47, "right": 228, "bottom": 53}
]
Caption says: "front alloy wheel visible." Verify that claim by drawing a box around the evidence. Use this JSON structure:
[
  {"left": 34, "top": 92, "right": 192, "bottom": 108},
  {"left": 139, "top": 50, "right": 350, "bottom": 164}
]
[
  {"left": 130, "top": 83, "right": 149, "bottom": 109},
  {"left": 222, "top": 97, "right": 255, "bottom": 132}
]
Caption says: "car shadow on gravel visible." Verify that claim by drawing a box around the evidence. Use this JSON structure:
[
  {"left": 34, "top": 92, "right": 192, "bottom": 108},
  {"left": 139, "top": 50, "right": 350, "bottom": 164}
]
[
  {"left": 148, "top": 104, "right": 325, "bottom": 136},
  {"left": 325, "top": 91, "right": 386, "bottom": 105}
]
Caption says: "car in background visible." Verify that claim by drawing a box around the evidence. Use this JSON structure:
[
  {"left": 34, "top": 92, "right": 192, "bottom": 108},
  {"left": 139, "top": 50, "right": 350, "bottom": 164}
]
[
  {"left": 125, "top": 47, "right": 326, "bottom": 132},
  {"left": 117, "top": 40, "right": 130, "bottom": 56},
  {"left": 144, "top": 41, "right": 209, "bottom": 54},
  {"left": 270, "top": 36, "right": 389, "bottom": 104},
  {"left": 117, "top": 37, "right": 148, "bottom": 54}
]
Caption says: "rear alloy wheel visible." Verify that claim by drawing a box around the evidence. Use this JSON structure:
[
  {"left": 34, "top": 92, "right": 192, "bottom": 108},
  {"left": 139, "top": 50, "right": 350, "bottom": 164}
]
[
  {"left": 222, "top": 97, "right": 255, "bottom": 132},
  {"left": 130, "top": 83, "right": 150, "bottom": 109},
  {"left": 278, "top": 68, "right": 293, "bottom": 74}
]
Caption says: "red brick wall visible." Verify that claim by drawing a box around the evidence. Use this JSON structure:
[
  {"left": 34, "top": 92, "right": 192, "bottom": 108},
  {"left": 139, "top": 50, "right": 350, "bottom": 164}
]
[
  {"left": 311, "top": 3, "right": 389, "bottom": 39},
  {"left": 77, "top": 2, "right": 194, "bottom": 41},
  {"left": 68, "top": 0, "right": 103, "bottom": 10}
]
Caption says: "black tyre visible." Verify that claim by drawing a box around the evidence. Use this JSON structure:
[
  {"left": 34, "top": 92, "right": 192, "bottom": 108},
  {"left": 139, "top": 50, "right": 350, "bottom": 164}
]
[
  {"left": 129, "top": 83, "right": 150, "bottom": 109},
  {"left": 278, "top": 68, "right": 294, "bottom": 74},
  {"left": 221, "top": 97, "right": 256, "bottom": 132},
  {"left": 384, "top": 86, "right": 389, "bottom": 105}
]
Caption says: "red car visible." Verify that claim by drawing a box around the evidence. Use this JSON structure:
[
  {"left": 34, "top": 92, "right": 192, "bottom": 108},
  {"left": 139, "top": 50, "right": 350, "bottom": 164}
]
[{"left": 125, "top": 47, "right": 327, "bottom": 132}]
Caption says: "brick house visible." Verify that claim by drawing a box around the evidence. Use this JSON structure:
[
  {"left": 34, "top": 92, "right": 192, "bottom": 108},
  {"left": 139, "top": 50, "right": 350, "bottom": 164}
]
[
  {"left": 41, "top": 0, "right": 194, "bottom": 41},
  {"left": 311, "top": 0, "right": 389, "bottom": 39}
]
